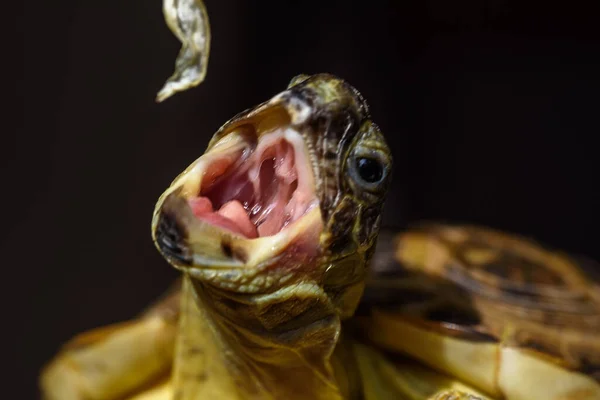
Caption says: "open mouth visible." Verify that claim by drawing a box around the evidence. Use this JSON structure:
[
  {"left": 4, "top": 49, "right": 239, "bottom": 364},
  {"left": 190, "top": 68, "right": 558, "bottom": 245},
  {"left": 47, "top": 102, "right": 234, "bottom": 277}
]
[
  {"left": 153, "top": 107, "right": 325, "bottom": 269},
  {"left": 182, "top": 125, "right": 319, "bottom": 240}
]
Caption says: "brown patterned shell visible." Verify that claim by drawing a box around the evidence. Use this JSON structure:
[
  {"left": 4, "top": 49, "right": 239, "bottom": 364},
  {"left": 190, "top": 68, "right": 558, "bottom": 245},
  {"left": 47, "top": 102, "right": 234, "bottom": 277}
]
[{"left": 361, "top": 223, "right": 600, "bottom": 398}]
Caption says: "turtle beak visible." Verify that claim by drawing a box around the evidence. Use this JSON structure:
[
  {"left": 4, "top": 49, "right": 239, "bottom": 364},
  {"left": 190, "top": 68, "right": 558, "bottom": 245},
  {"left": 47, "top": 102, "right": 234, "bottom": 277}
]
[{"left": 151, "top": 96, "right": 323, "bottom": 273}]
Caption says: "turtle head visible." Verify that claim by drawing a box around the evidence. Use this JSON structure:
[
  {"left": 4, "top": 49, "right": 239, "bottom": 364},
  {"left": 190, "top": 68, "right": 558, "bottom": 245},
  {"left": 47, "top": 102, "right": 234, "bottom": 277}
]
[{"left": 152, "top": 73, "right": 392, "bottom": 318}]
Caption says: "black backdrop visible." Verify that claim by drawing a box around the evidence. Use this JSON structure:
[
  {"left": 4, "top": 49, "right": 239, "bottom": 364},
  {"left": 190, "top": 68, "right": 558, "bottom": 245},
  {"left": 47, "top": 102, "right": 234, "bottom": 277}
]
[{"left": 11, "top": 1, "right": 600, "bottom": 397}]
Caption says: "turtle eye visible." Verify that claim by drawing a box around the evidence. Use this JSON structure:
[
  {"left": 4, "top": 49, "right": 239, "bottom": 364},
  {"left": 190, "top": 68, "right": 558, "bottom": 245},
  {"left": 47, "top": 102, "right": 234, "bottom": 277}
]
[
  {"left": 356, "top": 157, "right": 384, "bottom": 183},
  {"left": 348, "top": 152, "right": 389, "bottom": 192}
]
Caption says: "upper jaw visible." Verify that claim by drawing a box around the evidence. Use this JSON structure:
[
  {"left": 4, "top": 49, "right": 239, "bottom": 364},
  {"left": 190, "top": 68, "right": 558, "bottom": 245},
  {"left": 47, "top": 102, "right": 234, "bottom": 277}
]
[{"left": 151, "top": 97, "right": 323, "bottom": 272}]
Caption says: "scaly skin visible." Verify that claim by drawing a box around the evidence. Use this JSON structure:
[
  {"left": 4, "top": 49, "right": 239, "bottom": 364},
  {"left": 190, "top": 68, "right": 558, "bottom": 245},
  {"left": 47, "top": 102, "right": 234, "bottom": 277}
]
[
  {"left": 43, "top": 75, "right": 599, "bottom": 400},
  {"left": 148, "top": 73, "right": 393, "bottom": 400},
  {"left": 40, "top": 74, "right": 405, "bottom": 400},
  {"left": 39, "top": 0, "right": 598, "bottom": 397}
]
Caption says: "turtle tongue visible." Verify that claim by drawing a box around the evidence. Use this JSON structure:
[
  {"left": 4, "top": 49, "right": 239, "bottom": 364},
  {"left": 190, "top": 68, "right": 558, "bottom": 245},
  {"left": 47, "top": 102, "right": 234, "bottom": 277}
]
[
  {"left": 189, "top": 197, "right": 258, "bottom": 238},
  {"left": 218, "top": 200, "right": 258, "bottom": 238}
]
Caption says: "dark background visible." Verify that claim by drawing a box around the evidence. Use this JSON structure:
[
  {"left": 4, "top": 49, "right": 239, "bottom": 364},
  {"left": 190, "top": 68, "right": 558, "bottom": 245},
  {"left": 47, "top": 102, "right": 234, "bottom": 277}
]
[{"left": 10, "top": 0, "right": 599, "bottom": 397}]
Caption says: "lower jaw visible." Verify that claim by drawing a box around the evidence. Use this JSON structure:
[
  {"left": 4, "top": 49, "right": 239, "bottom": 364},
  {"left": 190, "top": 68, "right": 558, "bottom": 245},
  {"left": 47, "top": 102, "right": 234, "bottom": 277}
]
[
  {"left": 187, "top": 204, "right": 324, "bottom": 270},
  {"left": 154, "top": 186, "right": 324, "bottom": 275},
  {"left": 180, "top": 206, "right": 324, "bottom": 293}
]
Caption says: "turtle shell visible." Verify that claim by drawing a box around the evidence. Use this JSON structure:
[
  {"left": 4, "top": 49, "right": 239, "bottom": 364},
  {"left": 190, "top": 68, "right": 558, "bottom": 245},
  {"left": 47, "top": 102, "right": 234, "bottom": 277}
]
[{"left": 361, "top": 223, "right": 600, "bottom": 399}]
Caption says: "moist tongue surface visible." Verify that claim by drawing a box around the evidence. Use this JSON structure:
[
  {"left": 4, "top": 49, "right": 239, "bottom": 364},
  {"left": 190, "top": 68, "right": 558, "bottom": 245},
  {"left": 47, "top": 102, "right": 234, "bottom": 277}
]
[
  {"left": 218, "top": 200, "right": 257, "bottom": 238},
  {"left": 189, "top": 197, "right": 257, "bottom": 238}
]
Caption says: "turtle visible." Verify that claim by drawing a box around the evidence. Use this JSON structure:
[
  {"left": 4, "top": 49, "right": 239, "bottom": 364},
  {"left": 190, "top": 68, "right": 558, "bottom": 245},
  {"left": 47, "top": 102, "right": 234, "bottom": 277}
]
[{"left": 39, "top": 74, "right": 600, "bottom": 400}]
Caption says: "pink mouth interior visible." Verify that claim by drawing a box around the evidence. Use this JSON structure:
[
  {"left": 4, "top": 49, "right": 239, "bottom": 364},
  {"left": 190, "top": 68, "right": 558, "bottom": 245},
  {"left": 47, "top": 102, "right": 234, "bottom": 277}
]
[{"left": 187, "top": 134, "right": 314, "bottom": 239}]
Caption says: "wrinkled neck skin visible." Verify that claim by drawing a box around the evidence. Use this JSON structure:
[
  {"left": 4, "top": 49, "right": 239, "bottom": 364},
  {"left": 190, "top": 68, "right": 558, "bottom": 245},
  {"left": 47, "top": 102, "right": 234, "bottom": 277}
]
[
  {"left": 173, "top": 256, "right": 364, "bottom": 400},
  {"left": 157, "top": 74, "right": 390, "bottom": 399}
]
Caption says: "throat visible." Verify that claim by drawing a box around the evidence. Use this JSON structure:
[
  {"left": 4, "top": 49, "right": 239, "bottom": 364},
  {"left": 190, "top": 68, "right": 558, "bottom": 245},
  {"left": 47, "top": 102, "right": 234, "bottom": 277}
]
[
  {"left": 188, "top": 129, "right": 316, "bottom": 239},
  {"left": 172, "top": 275, "right": 345, "bottom": 400}
]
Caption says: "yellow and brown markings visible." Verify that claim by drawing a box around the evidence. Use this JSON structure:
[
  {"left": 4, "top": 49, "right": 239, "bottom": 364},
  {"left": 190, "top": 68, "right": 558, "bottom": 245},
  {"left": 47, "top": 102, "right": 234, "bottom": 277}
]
[
  {"left": 364, "top": 223, "right": 600, "bottom": 398},
  {"left": 145, "top": 74, "right": 394, "bottom": 400}
]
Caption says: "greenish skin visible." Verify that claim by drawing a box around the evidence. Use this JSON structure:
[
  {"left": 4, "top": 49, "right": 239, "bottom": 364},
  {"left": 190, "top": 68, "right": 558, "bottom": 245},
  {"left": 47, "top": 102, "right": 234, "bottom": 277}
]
[
  {"left": 41, "top": 74, "right": 599, "bottom": 400},
  {"left": 42, "top": 73, "right": 484, "bottom": 400},
  {"left": 151, "top": 73, "right": 394, "bottom": 400}
]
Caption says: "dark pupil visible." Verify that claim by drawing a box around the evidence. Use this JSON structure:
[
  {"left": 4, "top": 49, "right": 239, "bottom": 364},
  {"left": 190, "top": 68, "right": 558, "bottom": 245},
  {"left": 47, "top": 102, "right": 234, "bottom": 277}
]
[{"left": 356, "top": 157, "right": 383, "bottom": 183}]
